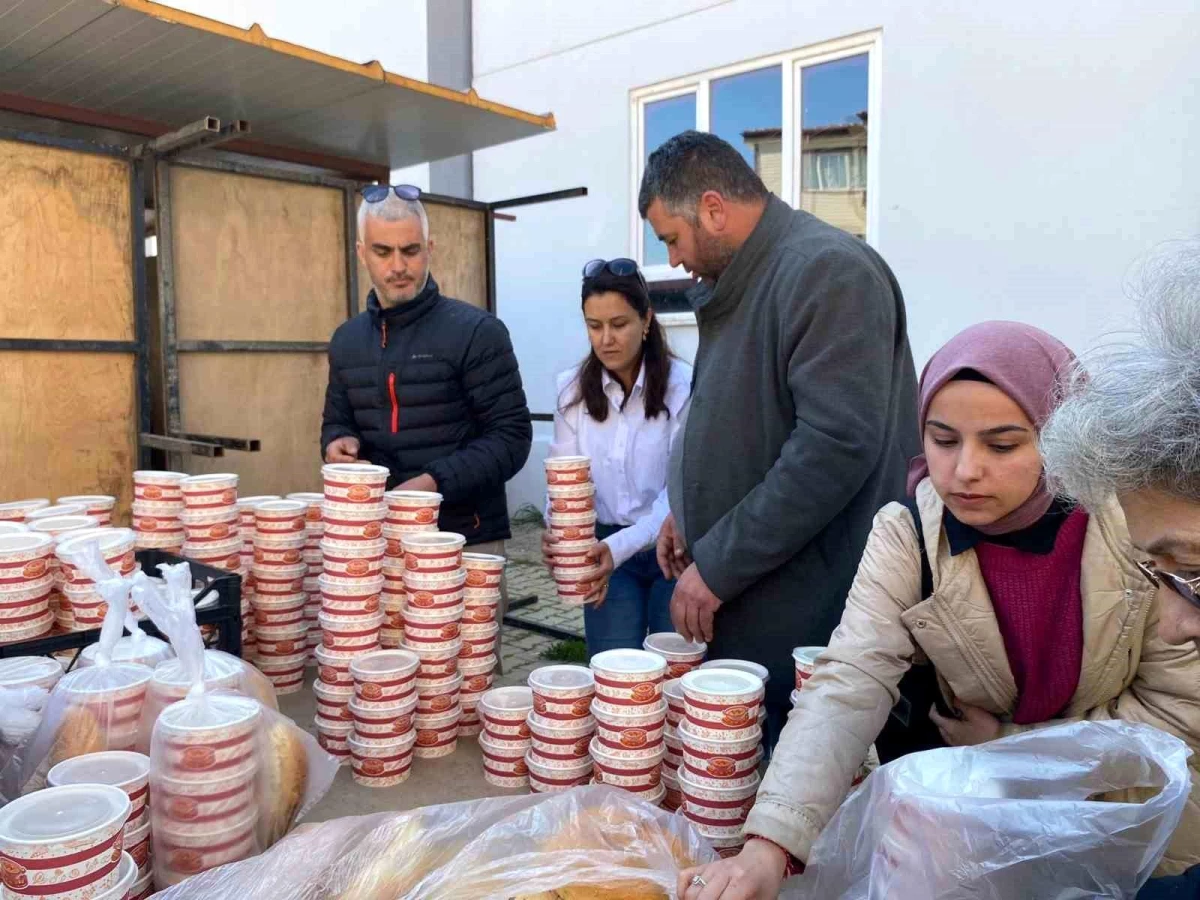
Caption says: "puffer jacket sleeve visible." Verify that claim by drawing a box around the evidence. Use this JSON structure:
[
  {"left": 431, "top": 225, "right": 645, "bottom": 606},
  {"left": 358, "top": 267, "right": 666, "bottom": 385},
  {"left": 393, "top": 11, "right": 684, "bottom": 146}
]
[
  {"left": 743, "top": 502, "right": 925, "bottom": 861},
  {"left": 424, "top": 316, "right": 532, "bottom": 504},
  {"left": 320, "top": 337, "right": 359, "bottom": 458}
]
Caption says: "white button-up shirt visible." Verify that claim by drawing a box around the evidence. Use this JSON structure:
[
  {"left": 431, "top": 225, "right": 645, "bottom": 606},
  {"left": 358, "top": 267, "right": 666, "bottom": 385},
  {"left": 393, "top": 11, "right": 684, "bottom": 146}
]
[{"left": 548, "top": 358, "right": 692, "bottom": 569}]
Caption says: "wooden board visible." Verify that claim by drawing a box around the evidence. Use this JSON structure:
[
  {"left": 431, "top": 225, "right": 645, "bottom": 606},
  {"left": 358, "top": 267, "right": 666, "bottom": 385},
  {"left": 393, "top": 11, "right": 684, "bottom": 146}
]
[
  {"left": 178, "top": 353, "right": 327, "bottom": 496},
  {"left": 169, "top": 166, "right": 347, "bottom": 342},
  {"left": 357, "top": 201, "right": 488, "bottom": 311},
  {"left": 0, "top": 352, "right": 136, "bottom": 516},
  {"left": 0, "top": 139, "right": 133, "bottom": 341}
]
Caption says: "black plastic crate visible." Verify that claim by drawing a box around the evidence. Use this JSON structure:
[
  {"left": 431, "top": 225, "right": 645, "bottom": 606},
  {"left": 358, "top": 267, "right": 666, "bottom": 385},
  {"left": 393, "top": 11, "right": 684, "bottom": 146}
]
[{"left": 0, "top": 549, "right": 243, "bottom": 665}]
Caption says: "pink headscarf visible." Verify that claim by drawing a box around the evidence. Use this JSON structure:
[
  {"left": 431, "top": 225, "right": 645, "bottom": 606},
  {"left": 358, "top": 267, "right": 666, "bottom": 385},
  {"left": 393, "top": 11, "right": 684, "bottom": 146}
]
[{"left": 907, "top": 321, "right": 1077, "bottom": 536}]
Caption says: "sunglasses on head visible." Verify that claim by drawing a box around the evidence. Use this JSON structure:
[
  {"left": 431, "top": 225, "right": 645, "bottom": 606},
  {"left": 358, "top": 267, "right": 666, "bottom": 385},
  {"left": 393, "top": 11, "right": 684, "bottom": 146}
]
[
  {"left": 582, "top": 258, "right": 648, "bottom": 293},
  {"left": 359, "top": 184, "right": 421, "bottom": 203},
  {"left": 1137, "top": 561, "right": 1200, "bottom": 609}
]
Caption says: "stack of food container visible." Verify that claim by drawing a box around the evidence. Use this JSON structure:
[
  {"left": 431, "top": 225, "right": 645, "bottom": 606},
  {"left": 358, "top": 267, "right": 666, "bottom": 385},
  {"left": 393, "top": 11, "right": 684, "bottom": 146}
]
[
  {"left": 179, "top": 475, "right": 241, "bottom": 581},
  {"left": 345, "top": 649, "right": 419, "bottom": 786},
  {"left": 143, "top": 655, "right": 242, "bottom": 738},
  {"left": 589, "top": 649, "right": 668, "bottom": 806},
  {"left": 132, "top": 472, "right": 187, "bottom": 559},
  {"left": 56, "top": 495, "right": 117, "bottom": 526},
  {"left": 0, "top": 657, "right": 62, "bottom": 757},
  {"left": 313, "top": 465, "right": 388, "bottom": 752},
  {"left": 458, "top": 552, "right": 505, "bottom": 734},
  {"left": 152, "top": 695, "right": 261, "bottom": 887},
  {"left": 58, "top": 662, "right": 154, "bottom": 752},
  {"left": 286, "top": 492, "right": 326, "bottom": 663},
  {"left": 48, "top": 750, "right": 153, "bottom": 895},
  {"left": 792, "top": 646, "right": 823, "bottom": 697},
  {"left": 677, "top": 667, "right": 765, "bottom": 857},
  {"left": 477, "top": 686, "right": 533, "bottom": 789},
  {"left": 380, "top": 491, "right": 442, "bottom": 650},
  {"left": 251, "top": 500, "right": 309, "bottom": 694},
  {"left": 0, "top": 784, "right": 136, "bottom": 900},
  {"left": 27, "top": 510, "right": 98, "bottom": 631},
  {"left": 543, "top": 456, "right": 599, "bottom": 607},
  {"left": 55, "top": 528, "right": 137, "bottom": 631},
  {"left": 0, "top": 534, "right": 55, "bottom": 643},
  {"left": 234, "top": 496, "right": 282, "bottom": 661},
  {"left": 523, "top": 665, "right": 596, "bottom": 794},
  {"left": 0, "top": 499, "right": 49, "bottom": 524},
  {"left": 401, "top": 532, "right": 467, "bottom": 759},
  {"left": 661, "top": 679, "right": 685, "bottom": 811}
]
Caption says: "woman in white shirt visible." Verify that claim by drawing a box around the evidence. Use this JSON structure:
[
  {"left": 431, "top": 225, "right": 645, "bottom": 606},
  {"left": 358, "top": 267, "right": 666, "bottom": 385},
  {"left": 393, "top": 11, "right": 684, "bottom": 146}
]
[{"left": 544, "top": 258, "right": 692, "bottom": 657}]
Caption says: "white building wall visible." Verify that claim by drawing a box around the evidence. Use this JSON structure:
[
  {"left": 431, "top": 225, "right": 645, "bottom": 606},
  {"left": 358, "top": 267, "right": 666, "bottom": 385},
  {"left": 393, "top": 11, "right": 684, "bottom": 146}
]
[
  {"left": 156, "top": 0, "right": 431, "bottom": 188},
  {"left": 471, "top": 0, "right": 1200, "bottom": 512}
]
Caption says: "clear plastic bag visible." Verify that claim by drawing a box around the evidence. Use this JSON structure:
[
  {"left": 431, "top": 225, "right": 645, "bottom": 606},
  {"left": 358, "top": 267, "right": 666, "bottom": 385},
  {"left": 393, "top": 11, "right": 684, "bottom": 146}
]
[
  {"left": 135, "top": 565, "right": 277, "bottom": 737},
  {"left": 149, "top": 784, "right": 716, "bottom": 899},
  {"left": 785, "top": 721, "right": 1193, "bottom": 900},
  {"left": 5, "top": 540, "right": 154, "bottom": 800},
  {"left": 145, "top": 559, "right": 337, "bottom": 887}
]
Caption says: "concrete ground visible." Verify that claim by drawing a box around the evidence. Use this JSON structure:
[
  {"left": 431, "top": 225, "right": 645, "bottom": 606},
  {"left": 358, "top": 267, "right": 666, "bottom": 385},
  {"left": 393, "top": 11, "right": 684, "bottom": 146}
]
[{"left": 282, "top": 520, "right": 585, "bottom": 822}]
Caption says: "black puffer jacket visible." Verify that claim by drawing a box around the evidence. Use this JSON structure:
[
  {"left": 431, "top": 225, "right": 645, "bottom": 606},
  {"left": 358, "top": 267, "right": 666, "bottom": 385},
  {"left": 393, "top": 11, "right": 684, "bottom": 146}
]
[{"left": 321, "top": 277, "right": 531, "bottom": 544}]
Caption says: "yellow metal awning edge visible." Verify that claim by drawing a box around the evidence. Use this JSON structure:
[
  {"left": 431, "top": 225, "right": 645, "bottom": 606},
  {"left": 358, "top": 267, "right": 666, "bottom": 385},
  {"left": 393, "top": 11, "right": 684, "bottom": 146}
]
[{"left": 106, "top": 0, "right": 556, "bottom": 132}]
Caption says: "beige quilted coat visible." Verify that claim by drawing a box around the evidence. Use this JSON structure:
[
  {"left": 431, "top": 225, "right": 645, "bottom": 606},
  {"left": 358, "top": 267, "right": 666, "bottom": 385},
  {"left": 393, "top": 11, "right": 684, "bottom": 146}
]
[{"left": 744, "top": 479, "right": 1200, "bottom": 875}]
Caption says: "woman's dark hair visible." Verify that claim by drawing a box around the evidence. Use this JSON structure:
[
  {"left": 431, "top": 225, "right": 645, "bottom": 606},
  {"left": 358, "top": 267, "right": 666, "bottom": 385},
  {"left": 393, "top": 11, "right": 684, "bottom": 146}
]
[{"left": 563, "top": 266, "right": 674, "bottom": 423}]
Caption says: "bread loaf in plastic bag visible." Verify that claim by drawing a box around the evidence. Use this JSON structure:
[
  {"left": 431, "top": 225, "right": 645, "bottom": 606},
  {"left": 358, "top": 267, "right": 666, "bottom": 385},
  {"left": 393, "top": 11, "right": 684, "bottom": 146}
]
[
  {"left": 783, "top": 720, "right": 1192, "bottom": 900},
  {"left": 150, "top": 784, "right": 715, "bottom": 899}
]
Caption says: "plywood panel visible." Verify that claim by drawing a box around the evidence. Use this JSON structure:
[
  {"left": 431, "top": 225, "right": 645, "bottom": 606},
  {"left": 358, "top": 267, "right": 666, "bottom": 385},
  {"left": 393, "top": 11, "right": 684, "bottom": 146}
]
[
  {"left": 357, "top": 202, "right": 487, "bottom": 311},
  {"left": 0, "top": 140, "right": 133, "bottom": 341},
  {"left": 0, "top": 352, "right": 136, "bottom": 518},
  {"left": 178, "top": 353, "right": 326, "bottom": 497},
  {"left": 170, "top": 167, "right": 347, "bottom": 342}
]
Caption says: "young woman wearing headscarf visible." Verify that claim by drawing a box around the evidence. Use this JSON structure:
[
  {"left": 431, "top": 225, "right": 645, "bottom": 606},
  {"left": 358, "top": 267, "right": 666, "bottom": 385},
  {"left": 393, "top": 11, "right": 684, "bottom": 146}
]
[{"left": 679, "top": 322, "right": 1200, "bottom": 900}]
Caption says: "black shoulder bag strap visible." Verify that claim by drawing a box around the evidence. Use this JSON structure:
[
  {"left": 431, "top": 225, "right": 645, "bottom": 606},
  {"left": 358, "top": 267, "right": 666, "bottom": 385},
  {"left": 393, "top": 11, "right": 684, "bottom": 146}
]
[{"left": 874, "top": 498, "right": 950, "bottom": 764}]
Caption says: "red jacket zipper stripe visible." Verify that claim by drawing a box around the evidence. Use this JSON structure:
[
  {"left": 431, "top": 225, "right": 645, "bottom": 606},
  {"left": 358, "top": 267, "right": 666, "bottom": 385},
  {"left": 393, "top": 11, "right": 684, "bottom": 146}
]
[{"left": 388, "top": 372, "right": 399, "bottom": 433}]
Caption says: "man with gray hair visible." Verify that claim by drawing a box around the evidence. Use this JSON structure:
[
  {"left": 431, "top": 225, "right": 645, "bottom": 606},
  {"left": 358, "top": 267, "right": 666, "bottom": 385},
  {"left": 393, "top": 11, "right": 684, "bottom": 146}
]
[
  {"left": 642, "top": 131, "right": 919, "bottom": 749},
  {"left": 322, "top": 185, "right": 531, "bottom": 561}
]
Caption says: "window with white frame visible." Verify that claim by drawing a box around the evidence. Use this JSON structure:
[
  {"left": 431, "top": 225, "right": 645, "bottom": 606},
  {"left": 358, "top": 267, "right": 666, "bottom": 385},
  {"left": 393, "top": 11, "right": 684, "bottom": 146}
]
[{"left": 631, "top": 32, "right": 880, "bottom": 285}]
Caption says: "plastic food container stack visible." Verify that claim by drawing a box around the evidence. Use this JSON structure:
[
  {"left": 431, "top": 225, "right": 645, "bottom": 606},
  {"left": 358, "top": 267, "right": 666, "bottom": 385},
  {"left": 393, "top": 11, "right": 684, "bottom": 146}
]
[
  {"left": 523, "top": 665, "right": 596, "bottom": 795},
  {"left": 589, "top": 650, "right": 668, "bottom": 807},
  {"left": 48, "top": 751, "right": 154, "bottom": 883},
  {"left": 677, "top": 667, "right": 766, "bottom": 856},
  {"left": 286, "top": 492, "right": 326, "bottom": 663},
  {"left": 0, "top": 533, "right": 56, "bottom": 643},
  {"left": 132, "top": 472, "right": 187, "bottom": 554},
  {"left": 478, "top": 686, "right": 535, "bottom": 790},
  {"left": 543, "top": 457, "right": 599, "bottom": 607}
]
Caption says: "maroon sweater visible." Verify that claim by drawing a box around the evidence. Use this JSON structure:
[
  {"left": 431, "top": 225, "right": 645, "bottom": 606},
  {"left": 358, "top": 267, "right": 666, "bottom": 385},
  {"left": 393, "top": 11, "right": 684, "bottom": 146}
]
[{"left": 974, "top": 509, "right": 1089, "bottom": 725}]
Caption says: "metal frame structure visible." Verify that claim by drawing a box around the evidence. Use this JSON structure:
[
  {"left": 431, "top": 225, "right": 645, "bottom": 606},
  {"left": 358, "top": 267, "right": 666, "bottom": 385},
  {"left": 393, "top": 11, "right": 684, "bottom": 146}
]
[{"left": 0, "top": 125, "right": 155, "bottom": 470}]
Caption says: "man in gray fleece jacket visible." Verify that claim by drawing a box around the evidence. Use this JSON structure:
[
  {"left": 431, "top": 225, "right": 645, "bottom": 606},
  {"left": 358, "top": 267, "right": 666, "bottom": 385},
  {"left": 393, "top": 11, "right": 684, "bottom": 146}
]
[{"left": 641, "top": 131, "right": 919, "bottom": 741}]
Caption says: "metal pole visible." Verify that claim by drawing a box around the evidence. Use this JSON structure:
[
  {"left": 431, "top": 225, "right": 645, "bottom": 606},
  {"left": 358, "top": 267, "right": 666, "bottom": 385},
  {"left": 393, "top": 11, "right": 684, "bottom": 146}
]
[
  {"left": 135, "top": 117, "right": 221, "bottom": 157},
  {"left": 152, "top": 158, "right": 183, "bottom": 472},
  {"left": 130, "top": 157, "right": 154, "bottom": 470},
  {"left": 343, "top": 187, "right": 360, "bottom": 319},
  {"left": 485, "top": 208, "right": 497, "bottom": 315}
]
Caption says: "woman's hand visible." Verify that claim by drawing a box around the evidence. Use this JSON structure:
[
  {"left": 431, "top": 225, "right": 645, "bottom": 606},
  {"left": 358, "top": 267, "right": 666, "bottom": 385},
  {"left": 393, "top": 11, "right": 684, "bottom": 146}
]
[
  {"left": 541, "top": 529, "right": 558, "bottom": 569},
  {"left": 678, "top": 839, "right": 789, "bottom": 899},
  {"left": 930, "top": 702, "right": 1001, "bottom": 746},
  {"left": 582, "top": 541, "right": 614, "bottom": 608}
]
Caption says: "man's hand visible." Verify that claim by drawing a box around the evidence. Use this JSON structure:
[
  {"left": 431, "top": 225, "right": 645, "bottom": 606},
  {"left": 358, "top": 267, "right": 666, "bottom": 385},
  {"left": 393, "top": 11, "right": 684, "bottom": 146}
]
[
  {"left": 930, "top": 701, "right": 1001, "bottom": 747},
  {"left": 396, "top": 473, "right": 438, "bottom": 493},
  {"left": 678, "top": 838, "right": 789, "bottom": 899},
  {"left": 670, "top": 563, "right": 721, "bottom": 643},
  {"left": 324, "top": 436, "right": 360, "bottom": 464},
  {"left": 581, "top": 541, "right": 614, "bottom": 608},
  {"left": 656, "top": 513, "right": 691, "bottom": 580}
]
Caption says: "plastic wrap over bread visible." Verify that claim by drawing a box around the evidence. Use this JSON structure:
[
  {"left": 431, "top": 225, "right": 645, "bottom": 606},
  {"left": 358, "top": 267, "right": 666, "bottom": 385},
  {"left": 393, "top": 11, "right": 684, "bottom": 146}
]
[
  {"left": 783, "top": 720, "right": 1192, "bottom": 900},
  {"left": 3, "top": 539, "right": 153, "bottom": 802},
  {"left": 151, "top": 784, "right": 716, "bottom": 899}
]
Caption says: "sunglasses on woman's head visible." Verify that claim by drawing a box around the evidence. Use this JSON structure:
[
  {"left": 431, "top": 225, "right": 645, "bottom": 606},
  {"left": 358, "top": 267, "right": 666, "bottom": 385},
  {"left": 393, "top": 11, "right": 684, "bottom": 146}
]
[
  {"left": 1137, "top": 561, "right": 1200, "bottom": 609},
  {"left": 582, "top": 258, "right": 649, "bottom": 294},
  {"left": 359, "top": 184, "right": 421, "bottom": 203}
]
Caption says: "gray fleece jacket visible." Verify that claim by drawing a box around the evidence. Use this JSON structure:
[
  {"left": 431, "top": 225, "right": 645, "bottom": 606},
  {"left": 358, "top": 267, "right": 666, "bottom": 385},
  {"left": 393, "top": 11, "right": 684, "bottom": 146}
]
[{"left": 668, "top": 196, "right": 919, "bottom": 708}]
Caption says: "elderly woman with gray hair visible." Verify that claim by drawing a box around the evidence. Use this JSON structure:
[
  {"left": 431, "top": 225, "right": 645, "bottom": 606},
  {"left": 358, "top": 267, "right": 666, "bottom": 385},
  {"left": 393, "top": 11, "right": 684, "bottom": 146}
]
[{"left": 1042, "top": 247, "right": 1200, "bottom": 897}]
